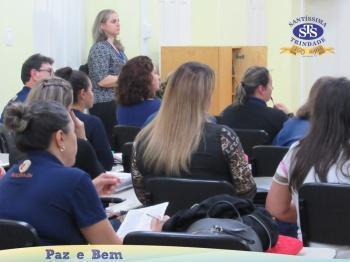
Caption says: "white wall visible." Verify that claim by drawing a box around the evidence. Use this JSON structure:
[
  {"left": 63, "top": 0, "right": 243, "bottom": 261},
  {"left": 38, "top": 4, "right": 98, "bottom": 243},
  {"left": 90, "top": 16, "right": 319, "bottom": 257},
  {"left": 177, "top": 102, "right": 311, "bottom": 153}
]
[{"left": 304, "top": 0, "right": 350, "bottom": 95}]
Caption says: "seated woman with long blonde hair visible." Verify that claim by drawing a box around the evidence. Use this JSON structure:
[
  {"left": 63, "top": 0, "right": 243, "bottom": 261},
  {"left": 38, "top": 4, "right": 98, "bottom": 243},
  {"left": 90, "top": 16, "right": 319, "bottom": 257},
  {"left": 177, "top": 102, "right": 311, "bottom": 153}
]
[{"left": 131, "top": 62, "right": 256, "bottom": 204}]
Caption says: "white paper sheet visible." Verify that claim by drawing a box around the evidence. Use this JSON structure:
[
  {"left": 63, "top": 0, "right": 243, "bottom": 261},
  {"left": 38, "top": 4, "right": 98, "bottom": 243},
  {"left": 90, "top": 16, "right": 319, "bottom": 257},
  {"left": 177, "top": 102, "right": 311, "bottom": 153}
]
[{"left": 117, "top": 202, "right": 169, "bottom": 238}]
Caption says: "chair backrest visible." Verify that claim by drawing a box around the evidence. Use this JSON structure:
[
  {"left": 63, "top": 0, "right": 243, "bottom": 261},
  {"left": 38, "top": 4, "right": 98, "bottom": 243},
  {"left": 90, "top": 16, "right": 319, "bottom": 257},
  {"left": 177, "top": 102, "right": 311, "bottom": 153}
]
[
  {"left": 145, "top": 177, "right": 236, "bottom": 216},
  {"left": 112, "top": 125, "right": 141, "bottom": 152},
  {"left": 0, "top": 123, "right": 15, "bottom": 154},
  {"left": 299, "top": 183, "right": 350, "bottom": 246},
  {"left": 233, "top": 129, "right": 269, "bottom": 161},
  {"left": 124, "top": 231, "right": 251, "bottom": 251},
  {"left": 0, "top": 219, "right": 39, "bottom": 250},
  {"left": 122, "top": 142, "right": 133, "bottom": 173},
  {"left": 251, "top": 145, "right": 289, "bottom": 177}
]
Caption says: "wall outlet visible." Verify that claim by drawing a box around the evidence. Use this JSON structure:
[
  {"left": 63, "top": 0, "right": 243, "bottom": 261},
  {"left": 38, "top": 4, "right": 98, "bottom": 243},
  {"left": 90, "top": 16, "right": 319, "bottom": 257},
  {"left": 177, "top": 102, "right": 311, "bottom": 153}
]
[{"left": 4, "top": 26, "right": 14, "bottom": 47}]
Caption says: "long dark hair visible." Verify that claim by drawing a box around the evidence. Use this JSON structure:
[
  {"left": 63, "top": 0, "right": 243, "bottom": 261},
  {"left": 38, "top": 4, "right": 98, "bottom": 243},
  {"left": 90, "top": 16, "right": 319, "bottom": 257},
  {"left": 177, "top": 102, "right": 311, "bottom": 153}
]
[
  {"left": 234, "top": 66, "right": 270, "bottom": 106},
  {"left": 290, "top": 77, "right": 350, "bottom": 191},
  {"left": 296, "top": 76, "right": 331, "bottom": 119}
]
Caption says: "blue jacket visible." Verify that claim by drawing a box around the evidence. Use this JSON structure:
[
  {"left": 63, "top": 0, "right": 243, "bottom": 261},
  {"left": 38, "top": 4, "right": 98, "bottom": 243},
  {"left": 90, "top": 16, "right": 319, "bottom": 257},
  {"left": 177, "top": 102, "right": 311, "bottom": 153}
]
[
  {"left": 117, "top": 99, "right": 161, "bottom": 127},
  {"left": 272, "top": 117, "right": 310, "bottom": 147},
  {"left": 73, "top": 109, "right": 114, "bottom": 171},
  {"left": 1, "top": 86, "right": 31, "bottom": 122}
]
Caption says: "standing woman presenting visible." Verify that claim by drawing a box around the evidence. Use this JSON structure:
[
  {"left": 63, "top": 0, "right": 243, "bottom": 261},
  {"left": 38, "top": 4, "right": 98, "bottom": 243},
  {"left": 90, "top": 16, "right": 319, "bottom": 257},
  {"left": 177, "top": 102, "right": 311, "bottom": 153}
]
[{"left": 88, "top": 9, "right": 127, "bottom": 143}]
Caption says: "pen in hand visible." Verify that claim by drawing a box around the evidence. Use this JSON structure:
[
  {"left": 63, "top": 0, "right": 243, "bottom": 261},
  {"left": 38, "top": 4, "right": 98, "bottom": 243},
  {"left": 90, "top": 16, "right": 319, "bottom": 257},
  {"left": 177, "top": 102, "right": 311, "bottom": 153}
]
[
  {"left": 107, "top": 210, "right": 127, "bottom": 219},
  {"left": 145, "top": 213, "right": 161, "bottom": 220}
]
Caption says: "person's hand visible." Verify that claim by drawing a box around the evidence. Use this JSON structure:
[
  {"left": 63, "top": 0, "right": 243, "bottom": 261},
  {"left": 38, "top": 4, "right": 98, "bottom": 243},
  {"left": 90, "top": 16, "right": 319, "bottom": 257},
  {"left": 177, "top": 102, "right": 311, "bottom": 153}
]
[
  {"left": 0, "top": 167, "right": 5, "bottom": 179},
  {"left": 150, "top": 215, "right": 170, "bottom": 232},
  {"left": 70, "top": 110, "right": 87, "bottom": 140},
  {"left": 273, "top": 102, "right": 290, "bottom": 115},
  {"left": 93, "top": 173, "right": 120, "bottom": 196}
]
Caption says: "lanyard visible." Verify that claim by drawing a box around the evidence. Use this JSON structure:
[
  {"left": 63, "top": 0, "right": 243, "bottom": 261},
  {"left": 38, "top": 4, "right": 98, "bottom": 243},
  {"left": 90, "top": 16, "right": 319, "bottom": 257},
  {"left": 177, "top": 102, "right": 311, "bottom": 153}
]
[
  {"left": 106, "top": 40, "right": 127, "bottom": 63},
  {"left": 115, "top": 49, "right": 126, "bottom": 63}
]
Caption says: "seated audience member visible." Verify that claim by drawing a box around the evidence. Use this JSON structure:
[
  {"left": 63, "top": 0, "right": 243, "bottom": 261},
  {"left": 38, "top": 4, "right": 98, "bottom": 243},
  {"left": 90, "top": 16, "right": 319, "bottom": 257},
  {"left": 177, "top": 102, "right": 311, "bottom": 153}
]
[
  {"left": 131, "top": 62, "right": 256, "bottom": 204},
  {"left": 116, "top": 56, "right": 161, "bottom": 127},
  {"left": 142, "top": 72, "right": 173, "bottom": 127},
  {"left": 266, "top": 77, "right": 350, "bottom": 253},
  {"left": 0, "top": 101, "right": 122, "bottom": 245},
  {"left": 273, "top": 77, "right": 328, "bottom": 147},
  {"left": 55, "top": 67, "right": 114, "bottom": 171},
  {"left": 220, "top": 66, "right": 289, "bottom": 143},
  {"left": 0, "top": 53, "right": 54, "bottom": 122},
  {"left": 24, "top": 77, "right": 109, "bottom": 181}
]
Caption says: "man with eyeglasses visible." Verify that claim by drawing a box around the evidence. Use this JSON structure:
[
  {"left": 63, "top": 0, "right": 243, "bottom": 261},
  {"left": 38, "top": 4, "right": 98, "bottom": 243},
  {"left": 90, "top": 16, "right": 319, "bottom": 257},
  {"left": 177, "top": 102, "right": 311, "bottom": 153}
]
[{"left": 0, "top": 53, "right": 54, "bottom": 122}]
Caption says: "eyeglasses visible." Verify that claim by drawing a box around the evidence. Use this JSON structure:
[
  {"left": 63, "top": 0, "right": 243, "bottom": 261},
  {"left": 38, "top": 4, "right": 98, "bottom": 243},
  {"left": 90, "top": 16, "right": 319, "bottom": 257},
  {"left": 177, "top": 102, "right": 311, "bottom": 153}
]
[{"left": 37, "top": 68, "right": 54, "bottom": 75}]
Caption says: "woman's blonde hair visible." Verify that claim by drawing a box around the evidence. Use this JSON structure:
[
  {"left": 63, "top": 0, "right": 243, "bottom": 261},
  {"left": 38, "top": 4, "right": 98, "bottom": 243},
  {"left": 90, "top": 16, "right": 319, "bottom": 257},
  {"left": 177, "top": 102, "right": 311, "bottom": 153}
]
[
  {"left": 135, "top": 62, "right": 215, "bottom": 175},
  {"left": 92, "top": 9, "right": 124, "bottom": 51},
  {"left": 26, "top": 77, "right": 73, "bottom": 108}
]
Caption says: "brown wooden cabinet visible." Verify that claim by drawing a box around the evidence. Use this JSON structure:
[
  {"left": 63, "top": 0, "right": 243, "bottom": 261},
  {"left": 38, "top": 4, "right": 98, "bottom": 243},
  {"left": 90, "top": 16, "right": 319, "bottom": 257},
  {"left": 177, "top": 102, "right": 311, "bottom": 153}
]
[{"left": 161, "top": 46, "right": 267, "bottom": 115}]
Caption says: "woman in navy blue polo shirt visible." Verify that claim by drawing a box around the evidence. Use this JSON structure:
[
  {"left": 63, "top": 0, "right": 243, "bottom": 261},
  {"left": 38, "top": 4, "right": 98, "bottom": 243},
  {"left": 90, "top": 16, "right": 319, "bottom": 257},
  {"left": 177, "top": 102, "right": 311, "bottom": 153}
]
[
  {"left": 0, "top": 101, "right": 122, "bottom": 245},
  {"left": 55, "top": 67, "right": 114, "bottom": 171}
]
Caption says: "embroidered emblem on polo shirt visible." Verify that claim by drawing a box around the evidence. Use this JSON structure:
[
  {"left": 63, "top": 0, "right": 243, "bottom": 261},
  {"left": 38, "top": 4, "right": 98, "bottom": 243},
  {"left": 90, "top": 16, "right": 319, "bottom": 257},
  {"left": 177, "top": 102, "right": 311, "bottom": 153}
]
[
  {"left": 19, "top": 160, "right": 31, "bottom": 173},
  {"left": 11, "top": 160, "right": 33, "bottom": 178}
]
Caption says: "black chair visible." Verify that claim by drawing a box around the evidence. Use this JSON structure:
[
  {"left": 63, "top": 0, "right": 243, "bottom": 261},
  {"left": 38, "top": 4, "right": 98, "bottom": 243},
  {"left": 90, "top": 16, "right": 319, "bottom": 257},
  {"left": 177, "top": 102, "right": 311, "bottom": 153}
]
[
  {"left": 299, "top": 183, "right": 350, "bottom": 246},
  {"left": 124, "top": 231, "right": 251, "bottom": 251},
  {"left": 250, "top": 146, "right": 288, "bottom": 205},
  {"left": 251, "top": 145, "right": 289, "bottom": 177},
  {"left": 233, "top": 129, "right": 269, "bottom": 161},
  {"left": 112, "top": 125, "right": 141, "bottom": 152},
  {"left": 100, "top": 196, "right": 125, "bottom": 208},
  {"left": 0, "top": 123, "right": 15, "bottom": 154},
  {"left": 145, "top": 177, "right": 236, "bottom": 216},
  {"left": 122, "top": 142, "right": 133, "bottom": 173},
  {"left": 0, "top": 219, "right": 39, "bottom": 250}
]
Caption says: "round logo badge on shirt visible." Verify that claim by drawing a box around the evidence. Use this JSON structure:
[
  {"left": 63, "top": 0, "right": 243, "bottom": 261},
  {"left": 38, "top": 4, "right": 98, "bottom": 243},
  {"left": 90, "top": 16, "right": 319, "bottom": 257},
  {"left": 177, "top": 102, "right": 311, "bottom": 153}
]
[{"left": 19, "top": 160, "right": 31, "bottom": 173}]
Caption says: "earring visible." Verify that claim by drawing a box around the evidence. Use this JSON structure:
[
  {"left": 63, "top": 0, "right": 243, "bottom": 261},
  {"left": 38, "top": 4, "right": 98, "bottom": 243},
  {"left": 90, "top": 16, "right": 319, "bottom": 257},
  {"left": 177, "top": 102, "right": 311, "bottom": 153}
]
[{"left": 59, "top": 145, "right": 65, "bottom": 152}]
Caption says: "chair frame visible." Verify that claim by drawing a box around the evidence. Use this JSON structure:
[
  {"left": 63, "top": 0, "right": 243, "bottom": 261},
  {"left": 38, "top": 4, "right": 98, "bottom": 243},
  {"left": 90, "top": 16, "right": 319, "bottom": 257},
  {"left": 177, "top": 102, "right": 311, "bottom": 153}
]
[
  {"left": 233, "top": 129, "right": 269, "bottom": 161},
  {"left": 0, "top": 123, "right": 15, "bottom": 154},
  {"left": 0, "top": 219, "right": 39, "bottom": 250},
  {"left": 145, "top": 177, "right": 236, "bottom": 216},
  {"left": 121, "top": 142, "right": 133, "bottom": 173},
  {"left": 299, "top": 183, "right": 350, "bottom": 246},
  {"left": 124, "top": 230, "right": 251, "bottom": 251},
  {"left": 112, "top": 125, "right": 140, "bottom": 153},
  {"left": 251, "top": 145, "right": 289, "bottom": 177}
]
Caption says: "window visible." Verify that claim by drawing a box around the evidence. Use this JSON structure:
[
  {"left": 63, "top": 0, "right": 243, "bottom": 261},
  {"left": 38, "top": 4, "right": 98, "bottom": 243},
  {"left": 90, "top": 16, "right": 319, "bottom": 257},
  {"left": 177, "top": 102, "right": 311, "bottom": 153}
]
[{"left": 33, "top": 0, "right": 85, "bottom": 69}]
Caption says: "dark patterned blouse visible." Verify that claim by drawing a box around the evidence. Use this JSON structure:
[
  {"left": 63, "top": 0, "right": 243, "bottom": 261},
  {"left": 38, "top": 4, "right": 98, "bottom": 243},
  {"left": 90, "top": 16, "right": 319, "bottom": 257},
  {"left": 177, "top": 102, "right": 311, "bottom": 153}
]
[
  {"left": 88, "top": 40, "right": 127, "bottom": 104},
  {"left": 131, "top": 124, "right": 256, "bottom": 204}
]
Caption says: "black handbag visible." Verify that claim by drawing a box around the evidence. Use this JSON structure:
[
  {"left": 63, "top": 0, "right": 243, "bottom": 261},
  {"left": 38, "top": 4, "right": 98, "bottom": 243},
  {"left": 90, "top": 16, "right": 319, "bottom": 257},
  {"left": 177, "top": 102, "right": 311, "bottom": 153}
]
[
  {"left": 163, "top": 194, "right": 278, "bottom": 251},
  {"left": 186, "top": 200, "right": 263, "bottom": 251}
]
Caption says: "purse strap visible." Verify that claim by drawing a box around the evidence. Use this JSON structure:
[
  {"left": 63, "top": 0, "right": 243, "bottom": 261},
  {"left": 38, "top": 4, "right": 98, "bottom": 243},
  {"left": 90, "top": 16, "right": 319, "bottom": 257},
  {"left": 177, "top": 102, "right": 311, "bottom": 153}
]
[
  {"left": 247, "top": 214, "right": 272, "bottom": 249},
  {"left": 206, "top": 200, "right": 243, "bottom": 222}
]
